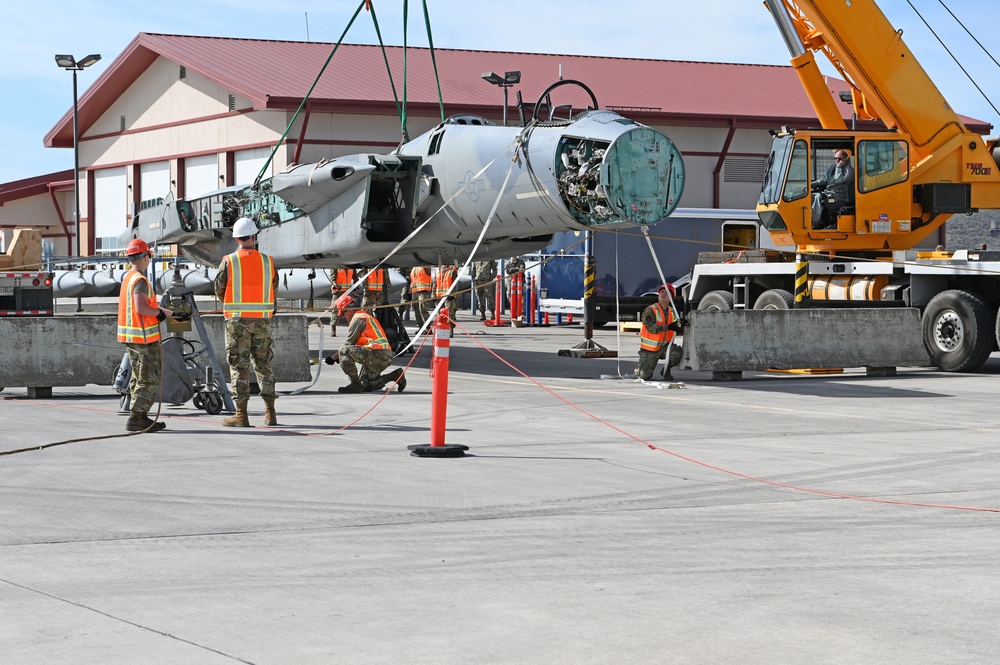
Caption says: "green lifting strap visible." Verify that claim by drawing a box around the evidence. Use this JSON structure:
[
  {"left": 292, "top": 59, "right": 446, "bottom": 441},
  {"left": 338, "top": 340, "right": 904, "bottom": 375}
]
[
  {"left": 368, "top": 1, "right": 405, "bottom": 136},
  {"left": 401, "top": 0, "right": 409, "bottom": 142},
  {"left": 253, "top": 0, "right": 447, "bottom": 187},
  {"left": 422, "top": 0, "right": 447, "bottom": 125},
  {"left": 252, "top": 0, "right": 369, "bottom": 189}
]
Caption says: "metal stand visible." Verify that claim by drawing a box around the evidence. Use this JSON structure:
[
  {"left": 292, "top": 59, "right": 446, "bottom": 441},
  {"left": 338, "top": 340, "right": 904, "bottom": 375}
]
[
  {"left": 558, "top": 322, "right": 617, "bottom": 358},
  {"left": 162, "top": 275, "right": 235, "bottom": 414},
  {"left": 558, "top": 234, "right": 617, "bottom": 358},
  {"left": 186, "top": 294, "right": 236, "bottom": 413}
]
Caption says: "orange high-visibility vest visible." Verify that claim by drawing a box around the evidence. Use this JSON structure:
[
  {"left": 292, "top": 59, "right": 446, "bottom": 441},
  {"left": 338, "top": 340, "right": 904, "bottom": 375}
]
[
  {"left": 410, "top": 266, "right": 431, "bottom": 293},
  {"left": 434, "top": 266, "right": 457, "bottom": 298},
  {"left": 117, "top": 271, "right": 161, "bottom": 344},
  {"left": 222, "top": 249, "right": 276, "bottom": 319},
  {"left": 333, "top": 267, "right": 355, "bottom": 291},
  {"left": 364, "top": 268, "right": 386, "bottom": 292},
  {"left": 639, "top": 303, "right": 675, "bottom": 352},
  {"left": 354, "top": 311, "right": 391, "bottom": 350}
]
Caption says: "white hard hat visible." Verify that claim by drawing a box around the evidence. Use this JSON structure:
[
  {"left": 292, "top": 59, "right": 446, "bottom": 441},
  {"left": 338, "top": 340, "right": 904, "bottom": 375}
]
[{"left": 232, "top": 217, "right": 259, "bottom": 238}]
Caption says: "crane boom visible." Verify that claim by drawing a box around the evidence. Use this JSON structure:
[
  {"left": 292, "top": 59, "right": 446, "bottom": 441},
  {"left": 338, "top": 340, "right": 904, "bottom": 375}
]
[{"left": 776, "top": 0, "right": 966, "bottom": 158}]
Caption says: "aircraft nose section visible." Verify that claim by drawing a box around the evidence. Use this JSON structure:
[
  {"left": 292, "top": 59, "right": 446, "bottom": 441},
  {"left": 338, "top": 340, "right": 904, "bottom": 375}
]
[{"left": 602, "top": 127, "right": 685, "bottom": 225}]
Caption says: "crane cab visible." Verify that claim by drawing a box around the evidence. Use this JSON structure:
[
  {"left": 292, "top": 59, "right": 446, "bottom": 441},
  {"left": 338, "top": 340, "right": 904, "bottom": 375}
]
[{"left": 756, "top": 129, "right": 941, "bottom": 253}]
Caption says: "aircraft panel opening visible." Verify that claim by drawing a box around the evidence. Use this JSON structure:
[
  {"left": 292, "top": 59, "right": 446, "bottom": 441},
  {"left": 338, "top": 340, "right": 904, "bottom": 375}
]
[{"left": 362, "top": 155, "right": 422, "bottom": 243}]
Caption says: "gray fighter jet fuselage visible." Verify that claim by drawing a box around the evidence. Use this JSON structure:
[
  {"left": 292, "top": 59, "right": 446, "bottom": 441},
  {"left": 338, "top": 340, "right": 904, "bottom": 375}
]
[{"left": 122, "top": 107, "right": 685, "bottom": 269}]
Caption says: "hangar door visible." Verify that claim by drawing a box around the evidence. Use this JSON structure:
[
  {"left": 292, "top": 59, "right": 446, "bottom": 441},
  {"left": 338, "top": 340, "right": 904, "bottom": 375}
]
[
  {"left": 185, "top": 154, "right": 220, "bottom": 199},
  {"left": 235, "top": 147, "right": 273, "bottom": 186},
  {"left": 140, "top": 161, "right": 171, "bottom": 205},
  {"left": 93, "top": 167, "right": 127, "bottom": 253}
]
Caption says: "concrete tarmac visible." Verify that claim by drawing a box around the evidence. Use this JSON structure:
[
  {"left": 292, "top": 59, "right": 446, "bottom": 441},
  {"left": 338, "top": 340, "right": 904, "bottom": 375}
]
[{"left": 2, "top": 319, "right": 999, "bottom": 664}]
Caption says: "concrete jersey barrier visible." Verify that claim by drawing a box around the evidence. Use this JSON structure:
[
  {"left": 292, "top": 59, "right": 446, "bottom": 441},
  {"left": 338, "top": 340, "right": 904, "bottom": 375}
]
[{"left": 0, "top": 313, "right": 311, "bottom": 392}]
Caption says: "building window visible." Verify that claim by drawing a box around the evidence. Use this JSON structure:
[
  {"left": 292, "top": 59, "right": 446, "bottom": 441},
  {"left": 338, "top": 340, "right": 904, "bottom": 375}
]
[
  {"left": 179, "top": 65, "right": 187, "bottom": 79},
  {"left": 120, "top": 116, "right": 126, "bottom": 132},
  {"left": 229, "top": 95, "right": 236, "bottom": 111}
]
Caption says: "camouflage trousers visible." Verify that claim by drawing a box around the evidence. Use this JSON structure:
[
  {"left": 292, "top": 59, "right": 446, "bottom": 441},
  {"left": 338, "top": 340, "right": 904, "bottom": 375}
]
[
  {"left": 437, "top": 296, "right": 457, "bottom": 327},
  {"left": 340, "top": 345, "right": 393, "bottom": 388},
  {"left": 225, "top": 318, "right": 275, "bottom": 404},
  {"left": 411, "top": 290, "right": 431, "bottom": 325},
  {"left": 361, "top": 291, "right": 385, "bottom": 311},
  {"left": 475, "top": 281, "right": 496, "bottom": 316},
  {"left": 635, "top": 342, "right": 683, "bottom": 380},
  {"left": 126, "top": 341, "right": 162, "bottom": 415}
]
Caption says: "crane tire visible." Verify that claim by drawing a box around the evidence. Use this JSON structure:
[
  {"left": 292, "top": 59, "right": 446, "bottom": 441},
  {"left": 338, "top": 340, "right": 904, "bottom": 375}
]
[
  {"left": 697, "top": 290, "right": 735, "bottom": 311},
  {"left": 753, "top": 289, "right": 794, "bottom": 310},
  {"left": 922, "top": 289, "right": 993, "bottom": 372}
]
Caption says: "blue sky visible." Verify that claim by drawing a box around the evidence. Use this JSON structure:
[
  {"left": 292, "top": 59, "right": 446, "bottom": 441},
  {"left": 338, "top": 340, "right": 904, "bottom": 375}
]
[{"left": 1, "top": 0, "right": 997, "bottom": 184}]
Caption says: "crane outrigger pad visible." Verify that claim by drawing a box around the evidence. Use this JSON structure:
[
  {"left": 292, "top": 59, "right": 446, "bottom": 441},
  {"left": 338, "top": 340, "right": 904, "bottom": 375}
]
[{"left": 682, "top": 308, "right": 931, "bottom": 375}]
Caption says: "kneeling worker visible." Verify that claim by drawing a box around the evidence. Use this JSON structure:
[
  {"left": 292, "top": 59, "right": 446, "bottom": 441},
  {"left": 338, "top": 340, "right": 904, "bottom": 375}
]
[
  {"left": 326, "top": 294, "right": 407, "bottom": 393},
  {"left": 634, "top": 284, "right": 684, "bottom": 382}
]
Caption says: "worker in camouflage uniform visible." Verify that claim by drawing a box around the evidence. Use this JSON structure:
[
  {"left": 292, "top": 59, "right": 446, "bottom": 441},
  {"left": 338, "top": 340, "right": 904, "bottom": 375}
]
[
  {"left": 117, "top": 238, "right": 175, "bottom": 433},
  {"left": 361, "top": 266, "right": 389, "bottom": 311},
  {"left": 504, "top": 256, "right": 526, "bottom": 319},
  {"left": 409, "top": 265, "right": 432, "bottom": 325},
  {"left": 473, "top": 259, "right": 497, "bottom": 321},
  {"left": 328, "top": 266, "right": 355, "bottom": 337},
  {"left": 434, "top": 263, "right": 459, "bottom": 328},
  {"left": 326, "top": 293, "right": 407, "bottom": 393},
  {"left": 215, "top": 217, "right": 279, "bottom": 427},
  {"left": 634, "top": 284, "right": 684, "bottom": 382}
]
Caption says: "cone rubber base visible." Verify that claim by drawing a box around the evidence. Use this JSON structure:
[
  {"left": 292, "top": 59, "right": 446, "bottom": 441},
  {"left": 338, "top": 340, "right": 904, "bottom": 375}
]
[{"left": 407, "top": 444, "right": 469, "bottom": 458}]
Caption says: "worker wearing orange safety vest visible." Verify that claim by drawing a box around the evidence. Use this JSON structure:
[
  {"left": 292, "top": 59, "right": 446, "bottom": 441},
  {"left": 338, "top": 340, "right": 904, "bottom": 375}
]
[
  {"left": 634, "top": 283, "right": 685, "bottom": 382},
  {"left": 117, "top": 238, "right": 175, "bottom": 433},
  {"left": 214, "top": 217, "right": 279, "bottom": 427},
  {"left": 408, "top": 266, "right": 432, "bottom": 325},
  {"left": 361, "top": 266, "right": 388, "bottom": 310},
  {"left": 434, "top": 263, "right": 459, "bottom": 327},
  {"left": 328, "top": 266, "right": 355, "bottom": 337},
  {"left": 326, "top": 293, "right": 406, "bottom": 393}
]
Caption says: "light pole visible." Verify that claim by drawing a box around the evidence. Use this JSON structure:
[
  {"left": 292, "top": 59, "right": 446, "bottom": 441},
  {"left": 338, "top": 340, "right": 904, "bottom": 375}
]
[
  {"left": 56, "top": 53, "right": 100, "bottom": 313},
  {"left": 55, "top": 53, "right": 101, "bottom": 264},
  {"left": 481, "top": 71, "right": 521, "bottom": 126}
]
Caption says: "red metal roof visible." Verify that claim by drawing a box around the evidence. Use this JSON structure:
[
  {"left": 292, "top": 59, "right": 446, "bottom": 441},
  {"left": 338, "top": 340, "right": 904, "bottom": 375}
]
[
  {"left": 0, "top": 170, "right": 74, "bottom": 205},
  {"left": 45, "top": 32, "right": 990, "bottom": 148},
  {"left": 45, "top": 33, "right": 847, "bottom": 147}
]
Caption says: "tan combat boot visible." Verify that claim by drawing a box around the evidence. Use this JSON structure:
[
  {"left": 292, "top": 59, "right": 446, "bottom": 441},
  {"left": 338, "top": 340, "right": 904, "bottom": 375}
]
[
  {"left": 223, "top": 402, "right": 251, "bottom": 427},
  {"left": 263, "top": 397, "right": 278, "bottom": 426},
  {"left": 126, "top": 412, "right": 166, "bottom": 433}
]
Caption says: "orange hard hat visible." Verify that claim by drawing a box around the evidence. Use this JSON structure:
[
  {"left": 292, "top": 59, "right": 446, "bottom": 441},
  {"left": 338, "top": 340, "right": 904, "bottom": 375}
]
[
  {"left": 658, "top": 283, "right": 676, "bottom": 297},
  {"left": 335, "top": 294, "right": 357, "bottom": 311},
  {"left": 125, "top": 238, "right": 151, "bottom": 257}
]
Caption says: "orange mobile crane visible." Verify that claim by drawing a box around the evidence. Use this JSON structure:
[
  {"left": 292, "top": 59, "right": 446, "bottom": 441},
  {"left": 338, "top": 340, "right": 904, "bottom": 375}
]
[{"left": 684, "top": 0, "right": 1000, "bottom": 373}]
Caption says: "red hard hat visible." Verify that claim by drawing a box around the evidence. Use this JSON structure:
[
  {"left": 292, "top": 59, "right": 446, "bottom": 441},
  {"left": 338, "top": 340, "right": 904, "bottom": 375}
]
[
  {"left": 125, "top": 238, "right": 151, "bottom": 257},
  {"left": 658, "top": 283, "right": 676, "bottom": 297},
  {"left": 335, "top": 294, "right": 357, "bottom": 311}
]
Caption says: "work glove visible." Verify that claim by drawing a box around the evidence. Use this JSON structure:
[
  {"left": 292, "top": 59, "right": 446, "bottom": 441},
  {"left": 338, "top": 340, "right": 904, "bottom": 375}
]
[
  {"left": 172, "top": 312, "right": 192, "bottom": 322},
  {"left": 324, "top": 355, "right": 339, "bottom": 365}
]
